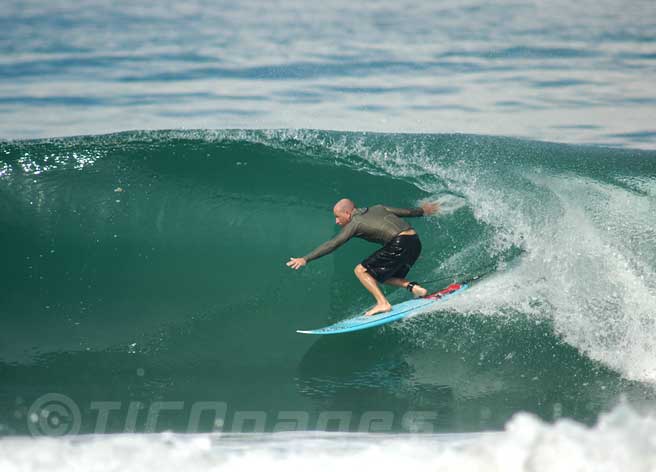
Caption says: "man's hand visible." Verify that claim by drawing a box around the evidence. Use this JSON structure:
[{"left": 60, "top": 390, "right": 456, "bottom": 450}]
[
  {"left": 287, "top": 257, "right": 307, "bottom": 270},
  {"left": 421, "top": 201, "right": 440, "bottom": 216}
]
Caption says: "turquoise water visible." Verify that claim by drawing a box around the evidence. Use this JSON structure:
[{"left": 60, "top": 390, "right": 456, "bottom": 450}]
[{"left": 1, "top": 130, "right": 655, "bottom": 437}]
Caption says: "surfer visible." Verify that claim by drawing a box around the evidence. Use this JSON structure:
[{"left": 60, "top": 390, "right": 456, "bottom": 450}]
[{"left": 287, "top": 198, "right": 440, "bottom": 316}]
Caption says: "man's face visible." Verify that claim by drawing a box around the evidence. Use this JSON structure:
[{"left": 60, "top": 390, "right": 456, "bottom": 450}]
[{"left": 334, "top": 209, "right": 351, "bottom": 226}]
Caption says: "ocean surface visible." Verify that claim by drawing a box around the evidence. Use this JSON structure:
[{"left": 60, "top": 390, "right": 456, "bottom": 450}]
[
  {"left": 2, "top": 0, "right": 656, "bottom": 148},
  {"left": 2, "top": 1, "right": 656, "bottom": 470}
]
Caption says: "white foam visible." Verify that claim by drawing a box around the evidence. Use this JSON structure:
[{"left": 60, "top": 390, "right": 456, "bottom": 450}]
[{"left": 1, "top": 401, "right": 654, "bottom": 472}]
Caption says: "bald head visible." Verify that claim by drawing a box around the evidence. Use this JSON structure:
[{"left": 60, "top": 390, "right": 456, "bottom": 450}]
[
  {"left": 333, "top": 198, "right": 356, "bottom": 226},
  {"left": 333, "top": 198, "right": 355, "bottom": 214}
]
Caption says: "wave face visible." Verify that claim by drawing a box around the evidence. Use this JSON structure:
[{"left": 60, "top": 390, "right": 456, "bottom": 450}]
[{"left": 1, "top": 130, "right": 655, "bottom": 434}]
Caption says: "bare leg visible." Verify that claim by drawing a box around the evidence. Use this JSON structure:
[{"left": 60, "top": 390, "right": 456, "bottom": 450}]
[
  {"left": 384, "top": 277, "right": 428, "bottom": 297},
  {"left": 354, "top": 264, "right": 392, "bottom": 316}
]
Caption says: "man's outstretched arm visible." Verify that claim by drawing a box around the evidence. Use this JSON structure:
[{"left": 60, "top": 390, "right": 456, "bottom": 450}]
[{"left": 287, "top": 223, "right": 357, "bottom": 270}]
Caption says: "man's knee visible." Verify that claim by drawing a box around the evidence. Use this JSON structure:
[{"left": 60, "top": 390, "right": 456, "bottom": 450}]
[{"left": 354, "top": 264, "right": 366, "bottom": 275}]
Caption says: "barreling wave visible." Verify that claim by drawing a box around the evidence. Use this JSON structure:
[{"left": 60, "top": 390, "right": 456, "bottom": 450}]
[{"left": 1, "top": 129, "right": 655, "bottom": 433}]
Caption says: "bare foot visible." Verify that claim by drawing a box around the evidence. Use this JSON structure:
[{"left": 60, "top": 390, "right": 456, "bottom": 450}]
[
  {"left": 364, "top": 302, "right": 392, "bottom": 317},
  {"left": 411, "top": 285, "right": 428, "bottom": 298}
]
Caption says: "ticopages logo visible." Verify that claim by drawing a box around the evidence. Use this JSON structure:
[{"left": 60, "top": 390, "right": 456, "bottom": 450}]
[{"left": 27, "top": 393, "right": 81, "bottom": 437}]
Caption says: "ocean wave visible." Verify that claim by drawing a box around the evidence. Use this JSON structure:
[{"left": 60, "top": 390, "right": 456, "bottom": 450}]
[{"left": 1, "top": 129, "right": 655, "bottom": 434}]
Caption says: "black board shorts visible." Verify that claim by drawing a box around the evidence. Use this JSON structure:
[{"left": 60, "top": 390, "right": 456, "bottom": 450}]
[{"left": 361, "top": 233, "right": 422, "bottom": 282}]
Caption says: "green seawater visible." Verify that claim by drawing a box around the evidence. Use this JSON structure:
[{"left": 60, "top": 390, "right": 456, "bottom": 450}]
[{"left": 1, "top": 130, "right": 655, "bottom": 435}]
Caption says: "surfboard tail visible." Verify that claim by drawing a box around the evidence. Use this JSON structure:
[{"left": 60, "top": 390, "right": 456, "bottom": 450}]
[{"left": 424, "top": 283, "right": 464, "bottom": 300}]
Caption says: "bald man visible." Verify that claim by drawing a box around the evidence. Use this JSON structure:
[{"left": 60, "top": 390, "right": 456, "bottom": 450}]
[{"left": 287, "top": 199, "right": 440, "bottom": 317}]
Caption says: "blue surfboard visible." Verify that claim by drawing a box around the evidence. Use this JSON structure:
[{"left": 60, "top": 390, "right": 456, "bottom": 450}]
[{"left": 296, "top": 282, "right": 469, "bottom": 335}]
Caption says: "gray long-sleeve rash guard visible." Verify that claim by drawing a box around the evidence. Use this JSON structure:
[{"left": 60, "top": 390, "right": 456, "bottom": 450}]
[{"left": 302, "top": 204, "right": 424, "bottom": 262}]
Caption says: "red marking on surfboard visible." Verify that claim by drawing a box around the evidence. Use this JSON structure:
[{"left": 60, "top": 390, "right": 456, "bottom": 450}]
[{"left": 424, "top": 283, "right": 462, "bottom": 300}]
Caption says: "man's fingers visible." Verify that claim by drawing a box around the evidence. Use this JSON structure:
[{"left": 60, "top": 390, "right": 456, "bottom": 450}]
[
  {"left": 287, "top": 258, "right": 302, "bottom": 269},
  {"left": 426, "top": 201, "right": 440, "bottom": 214}
]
